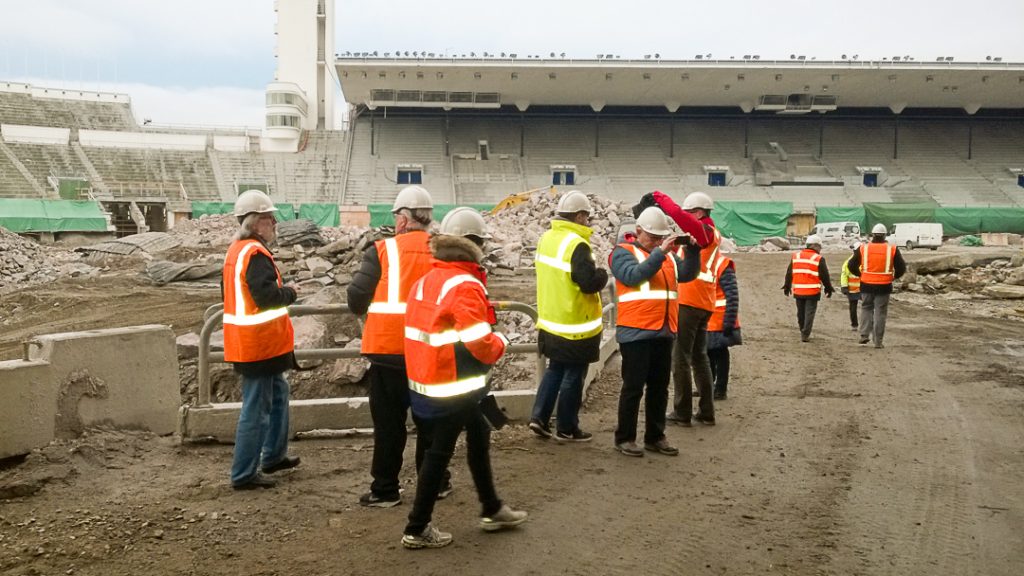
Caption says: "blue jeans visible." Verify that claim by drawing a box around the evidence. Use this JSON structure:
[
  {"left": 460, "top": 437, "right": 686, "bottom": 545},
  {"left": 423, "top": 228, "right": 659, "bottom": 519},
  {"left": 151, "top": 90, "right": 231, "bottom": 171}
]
[
  {"left": 531, "top": 359, "right": 587, "bottom": 434},
  {"left": 230, "top": 372, "right": 290, "bottom": 486}
]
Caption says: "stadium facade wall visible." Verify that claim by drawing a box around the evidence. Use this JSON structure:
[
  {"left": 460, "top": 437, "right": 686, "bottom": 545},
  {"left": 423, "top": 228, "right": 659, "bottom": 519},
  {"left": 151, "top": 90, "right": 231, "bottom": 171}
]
[
  {"left": 79, "top": 130, "right": 207, "bottom": 151},
  {"left": 1, "top": 124, "right": 70, "bottom": 145}
]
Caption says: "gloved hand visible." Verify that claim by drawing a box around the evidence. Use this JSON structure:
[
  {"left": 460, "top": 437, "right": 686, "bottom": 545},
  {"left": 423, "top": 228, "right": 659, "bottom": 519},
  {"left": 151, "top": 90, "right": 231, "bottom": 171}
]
[
  {"left": 722, "top": 325, "right": 734, "bottom": 339},
  {"left": 825, "top": 288, "right": 834, "bottom": 299},
  {"left": 783, "top": 287, "right": 791, "bottom": 297},
  {"left": 841, "top": 286, "right": 849, "bottom": 296},
  {"left": 630, "top": 192, "right": 657, "bottom": 219}
]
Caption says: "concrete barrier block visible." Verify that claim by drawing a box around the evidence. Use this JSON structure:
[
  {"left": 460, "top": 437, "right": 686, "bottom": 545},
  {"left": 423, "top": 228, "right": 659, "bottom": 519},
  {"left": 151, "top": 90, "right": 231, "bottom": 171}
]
[{"left": 0, "top": 325, "right": 180, "bottom": 459}]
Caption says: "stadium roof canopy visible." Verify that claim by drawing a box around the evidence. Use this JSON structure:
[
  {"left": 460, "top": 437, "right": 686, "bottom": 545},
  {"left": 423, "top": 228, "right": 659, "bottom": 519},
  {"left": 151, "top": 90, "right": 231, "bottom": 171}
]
[{"left": 336, "top": 57, "right": 1024, "bottom": 115}]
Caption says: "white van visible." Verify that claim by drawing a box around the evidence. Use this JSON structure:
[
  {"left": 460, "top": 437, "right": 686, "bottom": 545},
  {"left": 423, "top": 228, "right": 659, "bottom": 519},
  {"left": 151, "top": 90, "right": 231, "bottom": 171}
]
[
  {"left": 887, "top": 222, "right": 943, "bottom": 250},
  {"left": 809, "top": 221, "right": 861, "bottom": 243}
]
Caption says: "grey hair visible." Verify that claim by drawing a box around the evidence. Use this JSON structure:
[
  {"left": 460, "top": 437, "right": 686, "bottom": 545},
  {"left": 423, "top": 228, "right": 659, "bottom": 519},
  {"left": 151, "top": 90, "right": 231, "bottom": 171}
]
[
  {"left": 233, "top": 213, "right": 263, "bottom": 241},
  {"left": 396, "top": 207, "right": 432, "bottom": 228}
]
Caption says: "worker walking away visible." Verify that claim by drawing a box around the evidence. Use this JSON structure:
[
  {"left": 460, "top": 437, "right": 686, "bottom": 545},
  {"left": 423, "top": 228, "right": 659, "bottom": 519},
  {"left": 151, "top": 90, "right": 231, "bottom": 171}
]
[
  {"left": 706, "top": 254, "right": 741, "bottom": 401},
  {"left": 529, "top": 190, "right": 609, "bottom": 442},
  {"left": 847, "top": 224, "right": 906, "bottom": 349},
  {"left": 223, "top": 190, "right": 301, "bottom": 490},
  {"left": 347, "top": 185, "right": 449, "bottom": 507},
  {"left": 782, "top": 235, "right": 834, "bottom": 342},
  {"left": 611, "top": 207, "right": 701, "bottom": 458},
  {"left": 401, "top": 207, "right": 527, "bottom": 549},
  {"left": 840, "top": 243, "right": 862, "bottom": 331}
]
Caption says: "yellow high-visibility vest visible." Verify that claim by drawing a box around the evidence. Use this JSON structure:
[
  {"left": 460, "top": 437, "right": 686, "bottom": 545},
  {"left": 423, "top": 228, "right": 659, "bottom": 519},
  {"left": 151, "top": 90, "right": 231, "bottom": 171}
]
[{"left": 535, "top": 220, "right": 603, "bottom": 340}]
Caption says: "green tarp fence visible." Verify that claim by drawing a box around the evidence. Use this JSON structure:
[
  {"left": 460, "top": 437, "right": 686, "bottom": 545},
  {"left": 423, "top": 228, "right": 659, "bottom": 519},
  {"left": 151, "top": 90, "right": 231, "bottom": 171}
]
[
  {"left": 0, "top": 199, "right": 108, "bottom": 232},
  {"left": 190, "top": 202, "right": 296, "bottom": 221},
  {"left": 935, "top": 207, "right": 1024, "bottom": 236},
  {"left": 367, "top": 204, "right": 496, "bottom": 227},
  {"left": 862, "top": 203, "right": 937, "bottom": 232},
  {"left": 814, "top": 206, "right": 867, "bottom": 231},
  {"left": 713, "top": 201, "right": 793, "bottom": 246},
  {"left": 298, "top": 204, "right": 339, "bottom": 227}
]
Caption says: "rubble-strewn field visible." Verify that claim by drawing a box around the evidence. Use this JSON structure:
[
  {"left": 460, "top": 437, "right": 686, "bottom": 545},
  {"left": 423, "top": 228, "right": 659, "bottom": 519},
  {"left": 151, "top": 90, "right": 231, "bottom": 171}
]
[{"left": 2, "top": 195, "right": 1024, "bottom": 575}]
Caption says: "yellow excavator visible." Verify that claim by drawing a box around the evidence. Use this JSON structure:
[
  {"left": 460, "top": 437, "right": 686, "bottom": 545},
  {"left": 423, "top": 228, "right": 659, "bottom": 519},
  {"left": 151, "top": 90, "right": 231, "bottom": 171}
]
[{"left": 488, "top": 186, "right": 558, "bottom": 215}]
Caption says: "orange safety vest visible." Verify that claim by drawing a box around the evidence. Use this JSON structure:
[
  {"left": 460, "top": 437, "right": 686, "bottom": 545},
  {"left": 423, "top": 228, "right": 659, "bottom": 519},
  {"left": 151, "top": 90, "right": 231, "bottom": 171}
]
[
  {"left": 848, "top": 272, "right": 861, "bottom": 294},
  {"left": 708, "top": 255, "right": 740, "bottom": 332},
  {"left": 222, "top": 239, "right": 294, "bottom": 363},
  {"left": 404, "top": 261, "right": 507, "bottom": 399},
  {"left": 677, "top": 226, "right": 720, "bottom": 311},
  {"left": 860, "top": 242, "right": 897, "bottom": 286},
  {"left": 615, "top": 243, "right": 679, "bottom": 333},
  {"left": 362, "top": 230, "right": 434, "bottom": 355},
  {"left": 791, "top": 249, "right": 823, "bottom": 297}
]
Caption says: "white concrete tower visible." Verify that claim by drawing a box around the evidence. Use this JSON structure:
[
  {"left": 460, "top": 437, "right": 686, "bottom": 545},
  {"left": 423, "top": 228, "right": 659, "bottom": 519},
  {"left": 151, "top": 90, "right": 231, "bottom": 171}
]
[{"left": 263, "top": 0, "right": 336, "bottom": 152}]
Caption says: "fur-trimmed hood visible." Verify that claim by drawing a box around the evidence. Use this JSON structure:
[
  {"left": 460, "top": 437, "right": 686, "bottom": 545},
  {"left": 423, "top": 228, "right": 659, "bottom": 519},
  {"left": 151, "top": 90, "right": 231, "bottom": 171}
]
[{"left": 430, "top": 234, "right": 483, "bottom": 263}]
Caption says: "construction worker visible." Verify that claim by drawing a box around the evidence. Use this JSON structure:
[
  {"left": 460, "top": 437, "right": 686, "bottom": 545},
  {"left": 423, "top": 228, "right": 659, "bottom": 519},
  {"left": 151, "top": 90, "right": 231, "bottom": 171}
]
[
  {"left": 529, "top": 190, "right": 609, "bottom": 442},
  {"left": 782, "top": 234, "right": 835, "bottom": 342},
  {"left": 401, "top": 207, "right": 527, "bottom": 549},
  {"left": 706, "top": 254, "right": 741, "bottom": 400},
  {"left": 847, "top": 224, "right": 906, "bottom": 348},
  {"left": 611, "top": 206, "right": 701, "bottom": 458},
  {"left": 840, "top": 242, "right": 863, "bottom": 330},
  {"left": 643, "top": 191, "right": 718, "bottom": 426},
  {"left": 347, "top": 185, "right": 448, "bottom": 507},
  {"left": 223, "top": 190, "right": 300, "bottom": 490}
]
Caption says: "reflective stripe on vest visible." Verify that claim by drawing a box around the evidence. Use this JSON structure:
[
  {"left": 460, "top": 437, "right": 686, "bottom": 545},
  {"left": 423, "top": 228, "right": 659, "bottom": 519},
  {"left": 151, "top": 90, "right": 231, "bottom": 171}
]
[
  {"left": 223, "top": 241, "right": 290, "bottom": 327},
  {"left": 222, "top": 239, "right": 294, "bottom": 363},
  {"left": 367, "top": 238, "right": 404, "bottom": 314},
  {"left": 615, "top": 243, "right": 680, "bottom": 333},
  {"left": 860, "top": 243, "right": 895, "bottom": 285},
  {"left": 409, "top": 374, "right": 488, "bottom": 398},
  {"left": 708, "top": 254, "right": 738, "bottom": 332},
  {"left": 618, "top": 245, "right": 678, "bottom": 302},
  {"left": 535, "top": 222, "right": 604, "bottom": 339},
  {"left": 404, "top": 322, "right": 494, "bottom": 347},
  {"left": 677, "top": 227, "right": 720, "bottom": 311},
  {"left": 791, "top": 250, "right": 822, "bottom": 296},
  {"left": 362, "top": 231, "right": 433, "bottom": 355}
]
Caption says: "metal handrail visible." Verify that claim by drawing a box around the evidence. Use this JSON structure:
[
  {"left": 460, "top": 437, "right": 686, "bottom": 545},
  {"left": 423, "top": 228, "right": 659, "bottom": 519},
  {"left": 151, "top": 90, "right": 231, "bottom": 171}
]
[{"left": 195, "top": 300, "right": 553, "bottom": 407}]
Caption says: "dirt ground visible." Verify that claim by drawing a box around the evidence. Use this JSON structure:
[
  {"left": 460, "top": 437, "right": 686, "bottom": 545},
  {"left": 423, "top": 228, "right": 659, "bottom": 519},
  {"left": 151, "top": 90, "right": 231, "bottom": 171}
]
[{"left": 2, "top": 248, "right": 1023, "bottom": 576}]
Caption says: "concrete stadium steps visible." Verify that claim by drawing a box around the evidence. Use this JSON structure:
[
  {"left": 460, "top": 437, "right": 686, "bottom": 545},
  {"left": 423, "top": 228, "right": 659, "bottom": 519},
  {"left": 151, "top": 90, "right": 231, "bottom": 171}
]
[
  {"left": 598, "top": 119, "right": 677, "bottom": 178},
  {"left": 0, "top": 91, "right": 137, "bottom": 130},
  {"left": 671, "top": 119, "right": 750, "bottom": 175},
  {"left": 448, "top": 117, "right": 521, "bottom": 157},
  {"left": 748, "top": 118, "right": 821, "bottom": 156},
  {"left": 820, "top": 121, "right": 904, "bottom": 178},
  {"left": 0, "top": 144, "right": 39, "bottom": 198},
  {"left": 3, "top": 142, "right": 91, "bottom": 196},
  {"left": 766, "top": 186, "right": 856, "bottom": 210},
  {"left": 80, "top": 147, "right": 219, "bottom": 201}
]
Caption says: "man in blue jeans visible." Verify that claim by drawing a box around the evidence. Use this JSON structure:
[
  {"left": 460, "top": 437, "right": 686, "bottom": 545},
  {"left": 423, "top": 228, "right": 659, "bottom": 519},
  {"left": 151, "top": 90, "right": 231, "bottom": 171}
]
[
  {"left": 222, "top": 190, "right": 301, "bottom": 490},
  {"left": 529, "top": 191, "right": 609, "bottom": 442}
]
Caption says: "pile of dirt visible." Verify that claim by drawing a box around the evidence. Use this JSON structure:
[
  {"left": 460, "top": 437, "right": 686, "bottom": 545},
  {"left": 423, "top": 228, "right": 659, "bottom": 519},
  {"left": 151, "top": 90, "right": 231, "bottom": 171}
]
[{"left": 902, "top": 251, "right": 1024, "bottom": 300}]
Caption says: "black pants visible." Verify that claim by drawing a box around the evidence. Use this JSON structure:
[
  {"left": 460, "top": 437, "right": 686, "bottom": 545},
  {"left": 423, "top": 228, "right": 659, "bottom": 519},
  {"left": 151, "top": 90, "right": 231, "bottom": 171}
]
[
  {"left": 795, "top": 297, "right": 819, "bottom": 338},
  {"left": 708, "top": 347, "right": 730, "bottom": 396},
  {"left": 367, "top": 364, "right": 438, "bottom": 498},
  {"left": 616, "top": 338, "right": 673, "bottom": 445},
  {"left": 847, "top": 295, "right": 860, "bottom": 327},
  {"left": 673, "top": 305, "right": 714, "bottom": 420},
  {"left": 405, "top": 397, "right": 502, "bottom": 535}
]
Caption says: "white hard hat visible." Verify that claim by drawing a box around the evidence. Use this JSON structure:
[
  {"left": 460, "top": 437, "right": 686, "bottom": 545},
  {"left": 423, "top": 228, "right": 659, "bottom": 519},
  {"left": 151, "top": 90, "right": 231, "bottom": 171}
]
[
  {"left": 234, "top": 189, "right": 278, "bottom": 217},
  {"left": 556, "top": 190, "right": 592, "bottom": 214},
  {"left": 806, "top": 234, "right": 822, "bottom": 246},
  {"left": 440, "top": 207, "right": 491, "bottom": 238},
  {"left": 636, "top": 206, "right": 671, "bottom": 236},
  {"left": 392, "top": 185, "right": 434, "bottom": 212},
  {"left": 682, "top": 191, "right": 714, "bottom": 211},
  {"left": 872, "top": 223, "right": 887, "bottom": 235}
]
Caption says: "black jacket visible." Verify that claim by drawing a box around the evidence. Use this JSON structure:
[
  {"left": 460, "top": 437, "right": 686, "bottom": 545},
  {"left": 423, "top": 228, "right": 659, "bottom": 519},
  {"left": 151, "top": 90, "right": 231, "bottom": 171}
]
[
  {"left": 226, "top": 250, "right": 298, "bottom": 376},
  {"left": 706, "top": 266, "right": 742, "bottom": 350},
  {"left": 538, "top": 242, "right": 610, "bottom": 364},
  {"left": 783, "top": 250, "right": 835, "bottom": 301},
  {"left": 847, "top": 241, "right": 906, "bottom": 295}
]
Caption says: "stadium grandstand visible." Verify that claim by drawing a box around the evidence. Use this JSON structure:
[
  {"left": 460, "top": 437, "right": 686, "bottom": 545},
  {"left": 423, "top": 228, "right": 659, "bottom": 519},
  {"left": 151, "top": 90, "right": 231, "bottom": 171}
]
[{"left": 1, "top": 0, "right": 1022, "bottom": 240}]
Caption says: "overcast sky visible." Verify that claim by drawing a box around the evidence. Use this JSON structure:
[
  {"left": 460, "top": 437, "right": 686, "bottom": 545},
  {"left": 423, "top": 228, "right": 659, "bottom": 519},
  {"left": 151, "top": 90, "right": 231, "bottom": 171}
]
[{"left": 2, "top": 0, "right": 1022, "bottom": 127}]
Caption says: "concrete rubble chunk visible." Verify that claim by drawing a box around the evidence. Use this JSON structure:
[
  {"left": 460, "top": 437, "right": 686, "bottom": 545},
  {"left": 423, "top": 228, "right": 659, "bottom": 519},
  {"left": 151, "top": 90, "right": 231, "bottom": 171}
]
[{"left": 981, "top": 284, "right": 1024, "bottom": 299}]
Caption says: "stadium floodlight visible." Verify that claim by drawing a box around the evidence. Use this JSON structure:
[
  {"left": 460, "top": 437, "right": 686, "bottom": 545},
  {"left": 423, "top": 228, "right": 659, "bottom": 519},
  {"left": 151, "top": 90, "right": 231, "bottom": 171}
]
[
  {"left": 550, "top": 52, "right": 556, "bottom": 58},
  {"left": 945, "top": 56, "right": 954, "bottom": 62},
  {"left": 841, "top": 54, "right": 847, "bottom": 59},
  {"left": 561, "top": 52, "right": 566, "bottom": 58},
  {"left": 655, "top": 53, "right": 660, "bottom": 59},
  {"left": 790, "top": 54, "right": 796, "bottom": 59},
  {"left": 501, "top": 52, "right": 506, "bottom": 57},
  {"left": 936, "top": 56, "right": 944, "bottom": 61},
  {"left": 510, "top": 53, "right": 517, "bottom": 58},
  {"left": 743, "top": 54, "right": 751, "bottom": 59},
  {"left": 852, "top": 54, "right": 859, "bottom": 60},
  {"left": 644, "top": 54, "right": 651, "bottom": 59},
  {"left": 428, "top": 52, "right": 435, "bottom": 57},
  {"left": 994, "top": 57, "right": 1003, "bottom": 62},
  {"left": 753, "top": 55, "right": 760, "bottom": 60},
  {"left": 695, "top": 54, "right": 703, "bottom": 60},
  {"left": 706, "top": 53, "right": 712, "bottom": 58},
  {"left": 597, "top": 54, "right": 604, "bottom": 59},
  {"left": 384, "top": 52, "right": 390, "bottom": 57},
  {"left": 470, "top": 52, "right": 476, "bottom": 57}
]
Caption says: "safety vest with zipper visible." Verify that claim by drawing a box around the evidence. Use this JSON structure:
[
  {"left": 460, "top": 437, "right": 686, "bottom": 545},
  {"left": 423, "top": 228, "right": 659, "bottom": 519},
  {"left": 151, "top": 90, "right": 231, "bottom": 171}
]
[
  {"left": 361, "top": 230, "right": 434, "bottom": 355},
  {"left": 708, "top": 255, "right": 740, "bottom": 332},
  {"left": 404, "top": 260, "right": 508, "bottom": 400},
  {"left": 222, "top": 239, "right": 294, "bottom": 363},
  {"left": 615, "top": 243, "right": 679, "bottom": 333},
  {"left": 677, "top": 226, "right": 721, "bottom": 311},
  {"left": 535, "top": 220, "right": 603, "bottom": 340}
]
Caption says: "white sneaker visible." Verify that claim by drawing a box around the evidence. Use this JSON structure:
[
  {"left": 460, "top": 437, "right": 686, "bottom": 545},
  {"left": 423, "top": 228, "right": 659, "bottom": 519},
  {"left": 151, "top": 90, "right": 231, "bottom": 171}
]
[
  {"left": 402, "top": 523, "right": 453, "bottom": 549},
  {"left": 480, "top": 504, "right": 528, "bottom": 532}
]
